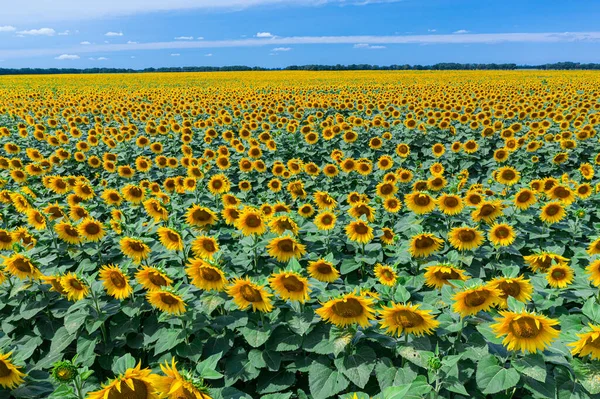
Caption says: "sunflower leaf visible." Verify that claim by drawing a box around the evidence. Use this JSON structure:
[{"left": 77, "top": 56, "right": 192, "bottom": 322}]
[{"left": 309, "top": 359, "right": 349, "bottom": 399}]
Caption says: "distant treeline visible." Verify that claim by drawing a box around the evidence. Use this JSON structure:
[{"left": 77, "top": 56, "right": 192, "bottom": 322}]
[{"left": 1, "top": 62, "right": 600, "bottom": 75}]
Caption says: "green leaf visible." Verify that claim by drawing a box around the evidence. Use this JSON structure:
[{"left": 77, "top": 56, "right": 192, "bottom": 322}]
[
  {"left": 393, "top": 285, "right": 411, "bottom": 303},
  {"left": 382, "top": 376, "right": 432, "bottom": 399},
  {"left": 397, "top": 345, "right": 434, "bottom": 369},
  {"left": 257, "top": 370, "right": 296, "bottom": 394},
  {"left": 334, "top": 346, "right": 376, "bottom": 389},
  {"left": 309, "top": 360, "right": 349, "bottom": 399},
  {"left": 340, "top": 258, "right": 361, "bottom": 274},
  {"left": 154, "top": 329, "right": 184, "bottom": 355},
  {"left": 582, "top": 298, "right": 600, "bottom": 323},
  {"left": 287, "top": 309, "right": 314, "bottom": 336},
  {"left": 513, "top": 353, "right": 547, "bottom": 383},
  {"left": 375, "top": 358, "right": 417, "bottom": 391},
  {"left": 267, "top": 326, "right": 302, "bottom": 352},
  {"left": 476, "top": 355, "right": 520, "bottom": 394},
  {"left": 197, "top": 352, "right": 224, "bottom": 379},
  {"left": 64, "top": 310, "right": 89, "bottom": 335},
  {"left": 573, "top": 358, "right": 600, "bottom": 395},
  {"left": 113, "top": 353, "right": 136, "bottom": 375},
  {"left": 241, "top": 323, "right": 271, "bottom": 348}
]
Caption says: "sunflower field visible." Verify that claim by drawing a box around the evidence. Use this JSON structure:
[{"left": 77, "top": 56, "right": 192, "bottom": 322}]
[{"left": 1, "top": 70, "right": 600, "bottom": 398}]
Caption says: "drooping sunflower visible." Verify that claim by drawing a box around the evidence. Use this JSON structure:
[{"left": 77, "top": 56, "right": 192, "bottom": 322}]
[
  {"left": 452, "top": 286, "right": 502, "bottom": 317},
  {"left": 570, "top": 324, "right": 600, "bottom": 360},
  {"left": 268, "top": 215, "right": 299, "bottom": 235},
  {"left": 135, "top": 266, "right": 172, "bottom": 291},
  {"left": 186, "top": 258, "right": 227, "bottom": 291},
  {"left": 488, "top": 223, "right": 516, "bottom": 246},
  {"left": 156, "top": 227, "right": 184, "bottom": 251},
  {"left": 99, "top": 264, "right": 133, "bottom": 300},
  {"left": 3, "top": 253, "right": 41, "bottom": 280},
  {"left": 374, "top": 264, "right": 397, "bottom": 286},
  {"left": 486, "top": 276, "right": 533, "bottom": 308},
  {"left": 87, "top": 363, "right": 160, "bottom": 399},
  {"left": 491, "top": 310, "right": 560, "bottom": 353},
  {"left": 314, "top": 211, "right": 337, "bottom": 231},
  {"left": 120, "top": 237, "right": 151, "bottom": 263},
  {"left": 345, "top": 220, "right": 374, "bottom": 244},
  {"left": 437, "top": 194, "right": 464, "bottom": 216},
  {"left": 409, "top": 233, "right": 444, "bottom": 258},
  {"left": 154, "top": 358, "right": 212, "bottom": 399},
  {"left": 405, "top": 192, "right": 436, "bottom": 214},
  {"left": 348, "top": 202, "right": 376, "bottom": 222},
  {"left": 380, "top": 227, "right": 396, "bottom": 245},
  {"left": 190, "top": 235, "right": 219, "bottom": 259},
  {"left": 144, "top": 199, "right": 169, "bottom": 221},
  {"left": 546, "top": 264, "right": 574, "bottom": 288},
  {"left": 266, "top": 236, "right": 306, "bottom": 262},
  {"left": 121, "top": 184, "right": 146, "bottom": 204},
  {"left": 147, "top": 289, "right": 186, "bottom": 315},
  {"left": 268, "top": 271, "right": 311, "bottom": 303},
  {"left": 523, "top": 252, "right": 568, "bottom": 273},
  {"left": 54, "top": 221, "right": 81, "bottom": 245},
  {"left": 0, "top": 351, "right": 25, "bottom": 389},
  {"left": 423, "top": 265, "right": 470, "bottom": 289},
  {"left": 540, "top": 191, "right": 565, "bottom": 215},
  {"left": 60, "top": 273, "right": 89, "bottom": 301},
  {"left": 227, "top": 277, "right": 273, "bottom": 312},
  {"left": 379, "top": 302, "right": 439, "bottom": 337},
  {"left": 316, "top": 292, "right": 376, "bottom": 328},
  {"left": 235, "top": 207, "right": 267, "bottom": 236},
  {"left": 448, "top": 226, "right": 484, "bottom": 251},
  {"left": 186, "top": 205, "right": 218, "bottom": 228},
  {"left": 78, "top": 218, "right": 105, "bottom": 242},
  {"left": 26, "top": 209, "right": 46, "bottom": 230},
  {"left": 0, "top": 229, "right": 14, "bottom": 250},
  {"left": 307, "top": 259, "right": 340, "bottom": 282}
]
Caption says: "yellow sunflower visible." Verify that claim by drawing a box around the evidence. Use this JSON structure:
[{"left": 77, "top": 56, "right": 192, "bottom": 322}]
[
  {"left": 523, "top": 252, "right": 568, "bottom": 273},
  {"left": 491, "top": 310, "right": 559, "bottom": 353},
  {"left": 405, "top": 192, "right": 436, "bottom": 214},
  {"left": 448, "top": 226, "right": 484, "bottom": 251},
  {"left": 452, "top": 286, "right": 501, "bottom": 317},
  {"left": 539, "top": 201, "right": 566, "bottom": 224},
  {"left": 437, "top": 194, "right": 464, "bottom": 216},
  {"left": 266, "top": 236, "right": 306, "bottom": 262},
  {"left": 3, "top": 253, "right": 41, "bottom": 280},
  {"left": 154, "top": 358, "right": 212, "bottom": 399},
  {"left": 120, "top": 237, "right": 151, "bottom": 263},
  {"left": 135, "top": 266, "right": 172, "bottom": 291},
  {"left": 570, "top": 324, "right": 600, "bottom": 360},
  {"left": 147, "top": 289, "right": 186, "bottom": 315},
  {"left": 227, "top": 277, "right": 273, "bottom": 312},
  {"left": 186, "top": 205, "right": 218, "bottom": 228},
  {"left": 87, "top": 363, "right": 160, "bottom": 399},
  {"left": 314, "top": 211, "right": 337, "bottom": 231},
  {"left": 156, "top": 227, "right": 184, "bottom": 251},
  {"left": 348, "top": 202, "right": 376, "bottom": 222},
  {"left": 488, "top": 223, "right": 516, "bottom": 246},
  {"left": 268, "top": 216, "right": 299, "bottom": 236},
  {"left": 316, "top": 292, "right": 376, "bottom": 328},
  {"left": 409, "top": 233, "right": 444, "bottom": 258},
  {"left": 0, "top": 352, "right": 25, "bottom": 389},
  {"left": 423, "top": 265, "right": 469, "bottom": 289},
  {"left": 99, "top": 265, "right": 133, "bottom": 300},
  {"left": 345, "top": 220, "right": 374, "bottom": 244},
  {"left": 307, "top": 259, "right": 340, "bottom": 282},
  {"left": 379, "top": 302, "right": 439, "bottom": 337},
  {"left": 513, "top": 188, "right": 537, "bottom": 210},
  {"left": 495, "top": 166, "right": 521, "bottom": 185},
  {"left": 60, "top": 273, "right": 89, "bottom": 301},
  {"left": 268, "top": 271, "right": 311, "bottom": 303},
  {"left": 78, "top": 218, "right": 105, "bottom": 242},
  {"left": 235, "top": 207, "right": 267, "bottom": 236},
  {"left": 186, "top": 259, "right": 227, "bottom": 291},
  {"left": 546, "top": 264, "right": 574, "bottom": 288},
  {"left": 486, "top": 276, "right": 533, "bottom": 308},
  {"left": 0, "top": 229, "right": 14, "bottom": 250},
  {"left": 587, "top": 238, "right": 600, "bottom": 256},
  {"left": 471, "top": 200, "right": 504, "bottom": 223},
  {"left": 374, "top": 264, "right": 397, "bottom": 286}
]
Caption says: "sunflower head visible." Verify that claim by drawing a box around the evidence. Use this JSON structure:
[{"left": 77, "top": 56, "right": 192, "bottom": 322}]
[
  {"left": 452, "top": 285, "right": 502, "bottom": 318},
  {"left": 0, "top": 351, "right": 26, "bottom": 389},
  {"left": 379, "top": 302, "right": 440, "bottom": 337},
  {"left": 268, "top": 271, "right": 311, "bottom": 303},
  {"left": 491, "top": 310, "right": 559, "bottom": 353},
  {"left": 51, "top": 360, "right": 78, "bottom": 383},
  {"left": 316, "top": 292, "right": 376, "bottom": 328}
]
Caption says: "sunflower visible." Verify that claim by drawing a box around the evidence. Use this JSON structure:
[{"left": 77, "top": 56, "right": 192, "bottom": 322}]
[
  {"left": 540, "top": 201, "right": 566, "bottom": 224},
  {"left": 43, "top": 203, "right": 66, "bottom": 220},
  {"left": 87, "top": 363, "right": 160, "bottom": 399},
  {"left": 374, "top": 264, "right": 397, "bottom": 286},
  {"left": 147, "top": 289, "right": 186, "bottom": 315},
  {"left": 221, "top": 207, "right": 240, "bottom": 225},
  {"left": 266, "top": 236, "right": 306, "bottom": 262},
  {"left": 269, "top": 271, "right": 311, "bottom": 303},
  {"left": 523, "top": 252, "right": 568, "bottom": 272},
  {"left": 99, "top": 265, "right": 133, "bottom": 300},
  {"left": 380, "top": 227, "right": 396, "bottom": 245},
  {"left": 587, "top": 238, "right": 600, "bottom": 255},
  {"left": 0, "top": 352, "right": 25, "bottom": 389},
  {"left": 186, "top": 205, "right": 218, "bottom": 228},
  {"left": 464, "top": 191, "right": 483, "bottom": 207},
  {"left": 491, "top": 310, "right": 559, "bottom": 353},
  {"left": 227, "top": 277, "right": 273, "bottom": 312},
  {"left": 513, "top": 188, "right": 537, "bottom": 210},
  {"left": 155, "top": 358, "right": 212, "bottom": 399},
  {"left": 405, "top": 192, "right": 436, "bottom": 214},
  {"left": 570, "top": 324, "right": 600, "bottom": 360},
  {"left": 314, "top": 191, "right": 337, "bottom": 210},
  {"left": 120, "top": 237, "right": 151, "bottom": 263},
  {"left": 0, "top": 229, "right": 14, "bottom": 250},
  {"left": 3, "top": 253, "right": 41, "bottom": 279},
  {"left": 383, "top": 197, "right": 402, "bottom": 213},
  {"left": 143, "top": 199, "right": 168, "bottom": 221},
  {"left": 379, "top": 302, "right": 439, "bottom": 337},
  {"left": 375, "top": 181, "right": 397, "bottom": 199},
  {"left": 207, "top": 174, "right": 231, "bottom": 195},
  {"left": 54, "top": 221, "right": 82, "bottom": 244},
  {"left": 60, "top": 273, "right": 89, "bottom": 301},
  {"left": 345, "top": 220, "right": 374, "bottom": 244},
  {"left": 423, "top": 265, "right": 469, "bottom": 289},
  {"left": 235, "top": 207, "right": 267, "bottom": 236},
  {"left": 186, "top": 258, "right": 227, "bottom": 291},
  {"left": 409, "top": 233, "right": 444, "bottom": 258},
  {"left": 268, "top": 215, "right": 299, "bottom": 235},
  {"left": 546, "top": 264, "right": 574, "bottom": 288},
  {"left": 78, "top": 218, "right": 105, "bottom": 242},
  {"left": 495, "top": 166, "right": 521, "bottom": 186},
  {"left": 157, "top": 227, "right": 184, "bottom": 251},
  {"left": 26, "top": 209, "right": 46, "bottom": 230},
  {"left": 298, "top": 204, "right": 315, "bottom": 218},
  {"left": 576, "top": 183, "right": 593, "bottom": 199},
  {"left": 548, "top": 185, "right": 576, "bottom": 205},
  {"left": 586, "top": 260, "right": 600, "bottom": 287},
  {"left": 488, "top": 223, "right": 516, "bottom": 246},
  {"left": 307, "top": 259, "right": 339, "bottom": 282},
  {"left": 348, "top": 202, "right": 376, "bottom": 222},
  {"left": 486, "top": 276, "right": 533, "bottom": 308},
  {"left": 191, "top": 235, "right": 220, "bottom": 259},
  {"left": 135, "top": 266, "right": 172, "bottom": 291},
  {"left": 101, "top": 189, "right": 122, "bottom": 206},
  {"left": 437, "top": 194, "right": 464, "bottom": 215},
  {"left": 316, "top": 292, "right": 376, "bottom": 328},
  {"left": 122, "top": 184, "right": 146, "bottom": 204},
  {"left": 471, "top": 200, "right": 504, "bottom": 223},
  {"left": 452, "top": 286, "right": 501, "bottom": 317}
]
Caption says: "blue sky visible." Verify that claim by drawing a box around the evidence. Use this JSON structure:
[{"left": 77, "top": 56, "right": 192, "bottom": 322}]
[{"left": 0, "top": 0, "right": 599, "bottom": 68}]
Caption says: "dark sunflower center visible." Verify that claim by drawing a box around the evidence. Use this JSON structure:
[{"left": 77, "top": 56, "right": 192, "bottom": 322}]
[
  {"left": 437, "top": 270, "right": 460, "bottom": 280},
  {"left": 498, "top": 281, "right": 521, "bottom": 298},
  {"left": 280, "top": 275, "right": 304, "bottom": 292},
  {"left": 240, "top": 284, "right": 263, "bottom": 302},
  {"left": 167, "top": 232, "right": 180, "bottom": 243},
  {"left": 384, "top": 230, "right": 394, "bottom": 240},
  {"left": 193, "top": 209, "right": 210, "bottom": 222},
  {"left": 545, "top": 205, "right": 561, "bottom": 216},
  {"left": 444, "top": 197, "right": 459, "bottom": 207},
  {"left": 107, "top": 378, "right": 148, "bottom": 399},
  {"left": 70, "top": 279, "right": 83, "bottom": 290},
  {"left": 200, "top": 267, "right": 221, "bottom": 282},
  {"left": 148, "top": 272, "right": 167, "bottom": 286},
  {"left": 354, "top": 223, "right": 369, "bottom": 235},
  {"left": 332, "top": 298, "right": 364, "bottom": 318},
  {"left": 277, "top": 239, "right": 294, "bottom": 252},
  {"left": 85, "top": 223, "right": 100, "bottom": 235},
  {"left": 14, "top": 258, "right": 33, "bottom": 273},
  {"left": 415, "top": 236, "right": 434, "bottom": 249},
  {"left": 551, "top": 269, "right": 566, "bottom": 280},
  {"left": 517, "top": 192, "right": 531, "bottom": 202},
  {"left": 212, "top": 180, "right": 223, "bottom": 189},
  {"left": 160, "top": 293, "right": 179, "bottom": 305},
  {"left": 509, "top": 317, "right": 541, "bottom": 339},
  {"left": 0, "top": 360, "right": 11, "bottom": 378},
  {"left": 415, "top": 195, "right": 431, "bottom": 206},
  {"left": 0, "top": 231, "right": 11, "bottom": 243},
  {"left": 464, "top": 290, "right": 489, "bottom": 307},
  {"left": 458, "top": 230, "right": 476, "bottom": 242},
  {"left": 202, "top": 240, "right": 216, "bottom": 252},
  {"left": 393, "top": 309, "right": 424, "bottom": 328},
  {"left": 110, "top": 272, "right": 126, "bottom": 288},
  {"left": 129, "top": 241, "right": 146, "bottom": 252},
  {"left": 381, "top": 184, "right": 393, "bottom": 195},
  {"left": 245, "top": 215, "right": 261, "bottom": 228},
  {"left": 65, "top": 226, "right": 79, "bottom": 237},
  {"left": 495, "top": 227, "right": 510, "bottom": 239},
  {"left": 479, "top": 204, "right": 495, "bottom": 216},
  {"left": 316, "top": 263, "right": 333, "bottom": 274},
  {"left": 387, "top": 200, "right": 398, "bottom": 208},
  {"left": 501, "top": 170, "right": 516, "bottom": 180}
]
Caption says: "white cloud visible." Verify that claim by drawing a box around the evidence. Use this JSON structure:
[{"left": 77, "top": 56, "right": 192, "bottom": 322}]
[
  {"left": 205, "top": 53, "right": 213, "bottom": 56},
  {"left": 0, "top": 26, "right": 17, "bottom": 32},
  {"left": 171, "top": 53, "right": 180, "bottom": 56},
  {"left": 256, "top": 32, "right": 274, "bottom": 38},
  {"left": 272, "top": 47, "right": 291, "bottom": 51},
  {"left": 105, "top": 31, "right": 123, "bottom": 36},
  {"left": 55, "top": 54, "right": 79, "bottom": 60},
  {"left": 58, "top": 30, "right": 70, "bottom": 35},
  {"left": 175, "top": 36, "right": 193, "bottom": 40},
  {"left": 428, "top": 29, "right": 436, "bottom": 32},
  {"left": 97, "top": 57, "right": 108, "bottom": 60},
  {"left": 453, "top": 29, "right": 470, "bottom": 34},
  {"left": 127, "top": 40, "right": 138, "bottom": 44},
  {"left": 80, "top": 41, "right": 91, "bottom": 45},
  {"left": 197, "top": 36, "right": 204, "bottom": 40},
  {"left": 3, "top": 31, "right": 600, "bottom": 59},
  {"left": 354, "top": 43, "right": 386, "bottom": 49},
  {"left": 17, "top": 28, "right": 55, "bottom": 36}
]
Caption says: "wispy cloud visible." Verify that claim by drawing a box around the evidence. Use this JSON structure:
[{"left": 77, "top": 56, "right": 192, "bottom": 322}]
[
  {"left": 55, "top": 54, "right": 79, "bottom": 60},
  {"left": 272, "top": 47, "right": 292, "bottom": 51},
  {"left": 427, "top": 29, "right": 436, "bottom": 33},
  {"left": 171, "top": 53, "right": 180, "bottom": 56},
  {"left": 175, "top": 36, "right": 194, "bottom": 40},
  {"left": 453, "top": 29, "right": 470, "bottom": 34},
  {"left": 197, "top": 36, "right": 204, "bottom": 40},
  {"left": 2, "top": 31, "right": 600, "bottom": 59},
  {"left": 105, "top": 31, "right": 123, "bottom": 37},
  {"left": 0, "top": 26, "right": 17, "bottom": 32},
  {"left": 354, "top": 43, "right": 386, "bottom": 49},
  {"left": 256, "top": 32, "right": 274, "bottom": 38},
  {"left": 89, "top": 56, "right": 108, "bottom": 60},
  {"left": 127, "top": 41, "right": 138, "bottom": 44},
  {"left": 58, "top": 30, "right": 71, "bottom": 36},
  {"left": 205, "top": 53, "right": 213, "bottom": 57},
  {"left": 80, "top": 41, "right": 91, "bottom": 45},
  {"left": 17, "top": 28, "right": 55, "bottom": 36}
]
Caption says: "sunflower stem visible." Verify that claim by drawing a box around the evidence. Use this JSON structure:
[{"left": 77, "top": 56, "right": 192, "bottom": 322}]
[
  {"left": 401, "top": 332, "right": 409, "bottom": 368},
  {"left": 73, "top": 375, "right": 85, "bottom": 399},
  {"left": 90, "top": 289, "right": 108, "bottom": 343},
  {"left": 453, "top": 317, "right": 465, "bottom": 355}
]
